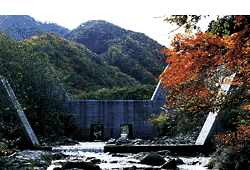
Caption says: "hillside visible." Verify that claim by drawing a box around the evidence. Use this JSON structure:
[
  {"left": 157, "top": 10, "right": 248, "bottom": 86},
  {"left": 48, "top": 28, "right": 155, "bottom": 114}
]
[
  {"left": 64, "top": 20, "right": 168, "bottom": 85},
  {"left": 0, "top": 16, "right": 169, "bottom": 100},
  {"left": 19, "top": 32, "right": 143, "bottom": 96},
  {"left": 0, "top": 15, "right": 69, "bottom": 41}
]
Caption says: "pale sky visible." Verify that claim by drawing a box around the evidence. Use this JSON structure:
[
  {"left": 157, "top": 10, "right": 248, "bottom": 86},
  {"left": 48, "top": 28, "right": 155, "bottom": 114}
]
[{"left": 1, "top": 0, "right": 245, "bottom": 47}]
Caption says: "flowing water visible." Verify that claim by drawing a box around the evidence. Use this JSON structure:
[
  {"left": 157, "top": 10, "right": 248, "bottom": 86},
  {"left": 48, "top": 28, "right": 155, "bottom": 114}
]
[{"left": 48, "top": 142, "right": 211, "bottom": 170}]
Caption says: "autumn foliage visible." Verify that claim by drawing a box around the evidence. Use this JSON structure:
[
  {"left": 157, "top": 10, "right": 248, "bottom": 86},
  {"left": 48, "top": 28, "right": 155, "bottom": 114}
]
[
  {"left": 158, "top": 15, "right": 250, "bottom": 169},
  {"left": 162, "top": 18, "right": 248, "bottom": 103}
]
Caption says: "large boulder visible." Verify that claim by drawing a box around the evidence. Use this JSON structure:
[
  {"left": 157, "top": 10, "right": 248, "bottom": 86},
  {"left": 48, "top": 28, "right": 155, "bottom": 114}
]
[
  {"left": 62, "top": 160, "right": 100, "bottom": 170},
  {"left": 140, "top": 152, "right": 166, "bottom": 166}
]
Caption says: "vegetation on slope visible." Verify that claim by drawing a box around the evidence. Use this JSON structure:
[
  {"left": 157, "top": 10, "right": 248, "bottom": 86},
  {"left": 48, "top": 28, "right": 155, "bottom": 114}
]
[
  {"left": 149, "top": 15, "right": 250, "bottom": 169},
  {"left": 0, "top": 32, "right": 80, "bottom": 156},
  {"left": 1, "top": 17, "right": 169, "bottom": 100},
  {"left": 64, "top": 20, "right": 168, "bottom": 85},
  {"left": 70, "top": 84, "right": 156, "bottom": 100},
  {"left": 21, "top": 32, "right": 148, "bottom": 98}
]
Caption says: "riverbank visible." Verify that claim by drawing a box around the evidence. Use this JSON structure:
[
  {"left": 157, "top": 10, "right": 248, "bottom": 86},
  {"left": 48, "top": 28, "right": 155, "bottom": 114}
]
[
  {"left": 0, "top": 132, "right": 213, "bottom": 169},
  {"left": 0, "top": 142, "right": 211, "bottom": 170}
]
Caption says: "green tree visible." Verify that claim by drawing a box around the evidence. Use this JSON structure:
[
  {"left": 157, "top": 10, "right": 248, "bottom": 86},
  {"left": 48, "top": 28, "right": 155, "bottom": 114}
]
[{"left": 0, "top": 32, "right": 80, "bottom": 151}]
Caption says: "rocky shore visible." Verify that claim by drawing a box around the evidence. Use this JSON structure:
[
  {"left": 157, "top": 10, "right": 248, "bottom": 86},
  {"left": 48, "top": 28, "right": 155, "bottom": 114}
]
[
  {"left": 108, "top": 131, "right": 199, "bottom": 146},
  {"left": 0, "top": 132, "right": 212, "bottom": 170}
]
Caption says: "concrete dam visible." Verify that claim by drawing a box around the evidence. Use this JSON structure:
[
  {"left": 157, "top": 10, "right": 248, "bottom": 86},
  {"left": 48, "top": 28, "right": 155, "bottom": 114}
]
[{"left": 55, "top": 65, "right": 170, "bottom": 141}]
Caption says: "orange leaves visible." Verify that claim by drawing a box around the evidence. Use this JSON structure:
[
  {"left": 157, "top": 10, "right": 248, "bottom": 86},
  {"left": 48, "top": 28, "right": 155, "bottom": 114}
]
[
  {"left": 243, "top": 104, "right": 250, "bottom": 110},
  {"left": 215, "top": 123, "right": 250, "bottom": 148},
  {"left": 234, "top": 15, "right": 249, "bottom": 29},
  {"left": 160, "top": 15, "right": 250, "bottom": 121},
  {"left": 161, "top": 32, "right": 213, "bottom": 93},
  {"left": 199, "top": 89, "right": 208, "bottom": 97}
]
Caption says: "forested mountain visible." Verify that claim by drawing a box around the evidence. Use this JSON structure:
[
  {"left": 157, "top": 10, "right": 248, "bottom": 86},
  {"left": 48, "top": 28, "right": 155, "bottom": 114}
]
[
  {"left": 19, "top": 32, "right": 143, "bottom": 98},
  {"left": 0, "top": 15, "right": 69, "bottom": 41},
  {"left": 0, "top": 16, "right": 169, "bottom": 100},
  {"left": 65, "top": 20, "right": 168, "bottom": 85}
]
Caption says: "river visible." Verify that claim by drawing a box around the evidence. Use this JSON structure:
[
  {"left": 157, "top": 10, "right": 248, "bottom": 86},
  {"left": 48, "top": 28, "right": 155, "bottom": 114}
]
[{"left": 48, "top": 141, "right": 211, "bottom": 170}]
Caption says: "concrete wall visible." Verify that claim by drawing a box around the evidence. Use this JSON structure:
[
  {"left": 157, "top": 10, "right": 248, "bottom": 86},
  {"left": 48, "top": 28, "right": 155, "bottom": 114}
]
[
  {"left": 66, "top": 79, "right": 169, "bottom": 141},
  {"left": 63, "top": 65, "right": 170, "bottom": 141},
  {"left": 45, "top": 64, "right": 170, "bottom": 141}
]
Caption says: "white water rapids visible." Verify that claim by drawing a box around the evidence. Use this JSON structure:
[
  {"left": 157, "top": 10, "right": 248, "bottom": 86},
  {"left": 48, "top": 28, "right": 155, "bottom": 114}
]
[{"left": 48, "top": 142, "right": 211, "bottom": 170}]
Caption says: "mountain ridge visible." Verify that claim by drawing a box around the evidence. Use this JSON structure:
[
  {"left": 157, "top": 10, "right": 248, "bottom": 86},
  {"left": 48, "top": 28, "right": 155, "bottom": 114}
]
[{"left": 0, "top": 15, "right": 169, "bottom": 100}]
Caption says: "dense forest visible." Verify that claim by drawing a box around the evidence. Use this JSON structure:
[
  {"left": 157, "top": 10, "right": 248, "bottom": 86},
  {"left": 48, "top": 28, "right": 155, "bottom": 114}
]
[{"left": 0, "top": 15, "right": 168, "bottom": 100}]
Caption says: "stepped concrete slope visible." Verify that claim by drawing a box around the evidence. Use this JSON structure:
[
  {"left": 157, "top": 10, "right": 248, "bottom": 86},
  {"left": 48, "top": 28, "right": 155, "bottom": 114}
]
[{"left": 0, "top": 75, "right": 39, "bottom": 147}]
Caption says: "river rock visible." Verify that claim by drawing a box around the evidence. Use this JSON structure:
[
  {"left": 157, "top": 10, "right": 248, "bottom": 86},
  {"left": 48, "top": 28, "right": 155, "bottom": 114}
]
[
  {"left": 140, "top": 151, "right": 166, "bottom": 166},
  {"left": 161, "top": 158, "right": 177, "bottom": 169},
  {"left": 1, "top": 150, "right": 52, "bottom": 169},
  {"left": 115, "top": 134, "right": 130, "bottom": 145},
  {"left": 62, "top": 160, "right": 101, "bottom": 170},
  {"left": 135, "top": 131, "right": 198, "bottom": 146},
  {"left": 132, "top": 138, "right": 144, "bottom": 145},
  {"left": 112, "top": 153, "right": 127, "bottom": 157},
  {"left": 89, "top": 158, "right": 101, "bottom": 164},
  {"left": 123, "top": 165, "right": 137, "bottom": 170},
  {"left": 107, "top": 138, "right": 116, "bottom": 144},
  {"left": 176, "top": 157, "right": 185, "bottom": 165}
]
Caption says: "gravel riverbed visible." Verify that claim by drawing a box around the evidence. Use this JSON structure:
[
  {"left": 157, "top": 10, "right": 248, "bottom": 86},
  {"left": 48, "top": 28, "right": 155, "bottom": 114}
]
[{"left": 0, "top": 132, "right": 213, "bottom": 169}]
